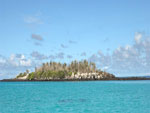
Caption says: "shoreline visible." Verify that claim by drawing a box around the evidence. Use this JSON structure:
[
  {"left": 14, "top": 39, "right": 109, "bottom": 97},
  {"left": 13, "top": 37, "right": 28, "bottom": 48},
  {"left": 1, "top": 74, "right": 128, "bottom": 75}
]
[{"left": 1, "top": 77, "right": 150, "bottom": 82}]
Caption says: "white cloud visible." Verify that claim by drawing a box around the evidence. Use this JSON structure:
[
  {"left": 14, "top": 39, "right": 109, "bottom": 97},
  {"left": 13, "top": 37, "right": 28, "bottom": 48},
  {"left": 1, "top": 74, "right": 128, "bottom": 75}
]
[
  {"left": 9, "top": 54, "right": 33, "bottom": 67},
  {"left": 24, "top": 14, "right": 43, "bottom": 25},
  {"left": 0, "top": 54, "right": 35, "bottom": 79},
  {"left": 20, "top": 54, "right": 25, "bottom": 60},
  {"left": 0, "top": 57, "right": 6, "bottom": 64},
  {"left": 0, "top": 51, "right": 67, "bottom": 79},
  {"left": 89, "top": 32, "right": 150, "bottom": 76},
  {"left": 10, "top": 54, "right": 15, "bottom": 61},
  {"left": 135, "top": 32, "right": 142, "bottom": 44},
  {"left": 31, "top": 51, "right": 48, "bottom": 60},
  {"left": 20, "top": 59, "right": 31, "bottom": 67}
]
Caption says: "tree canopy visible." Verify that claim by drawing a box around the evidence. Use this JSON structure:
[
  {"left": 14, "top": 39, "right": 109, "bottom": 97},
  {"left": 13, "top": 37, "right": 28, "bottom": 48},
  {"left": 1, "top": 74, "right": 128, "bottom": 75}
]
[{"left": 16, "top": 60, "right": 115, "bottom": 80}]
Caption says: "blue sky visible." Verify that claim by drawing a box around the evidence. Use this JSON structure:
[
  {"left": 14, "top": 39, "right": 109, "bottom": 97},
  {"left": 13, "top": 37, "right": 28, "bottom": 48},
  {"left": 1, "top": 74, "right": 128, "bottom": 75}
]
[{"left": 0, "top": 0, "right": 150, "bottom": 79}]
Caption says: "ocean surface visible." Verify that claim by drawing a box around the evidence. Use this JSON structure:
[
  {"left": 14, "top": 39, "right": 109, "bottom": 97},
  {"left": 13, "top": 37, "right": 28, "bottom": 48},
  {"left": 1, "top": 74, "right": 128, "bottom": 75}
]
[{"left": 0, "top": 81, "right": 150, "bottom": 113}]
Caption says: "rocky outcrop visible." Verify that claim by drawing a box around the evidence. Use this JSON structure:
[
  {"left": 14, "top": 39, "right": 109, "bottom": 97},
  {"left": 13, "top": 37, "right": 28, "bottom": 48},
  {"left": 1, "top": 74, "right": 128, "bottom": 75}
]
[
  {"left": 17, "top": 74, "right": 28, "bottom": 80},
  {"left": 67, "top": 72, "right": 115, "bottom": 80}
]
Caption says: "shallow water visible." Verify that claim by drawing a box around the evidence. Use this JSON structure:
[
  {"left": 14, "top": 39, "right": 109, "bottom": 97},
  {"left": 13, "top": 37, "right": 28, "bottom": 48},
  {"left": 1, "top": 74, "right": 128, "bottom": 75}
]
[{"left": 0, "top": 81, "right": 150, "bottom": 113}]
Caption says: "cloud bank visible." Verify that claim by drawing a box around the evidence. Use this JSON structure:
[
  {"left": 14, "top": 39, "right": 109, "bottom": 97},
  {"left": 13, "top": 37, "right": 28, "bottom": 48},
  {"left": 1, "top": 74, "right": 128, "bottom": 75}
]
[
  {"left": 89, "top": 32, "right": 150, "bottom": 76},
  {"left": 1, "top": 32, "right": 150, "bottom": 79},
  {"left": 0, "top": 54, "right": 34, "bottom": 79}
]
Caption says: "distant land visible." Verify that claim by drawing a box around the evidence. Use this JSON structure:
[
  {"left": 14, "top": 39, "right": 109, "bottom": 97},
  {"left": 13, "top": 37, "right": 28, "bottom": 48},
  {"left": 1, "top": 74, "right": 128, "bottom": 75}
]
[
  {"left": 1, "top": 60, "right": 150, "bottom": 82},
  {"left": 118, "top": 76, "right": 150, "bottom": 78},
  {"left": 142, "top": 76, "right": 150, "bottom": 78}
]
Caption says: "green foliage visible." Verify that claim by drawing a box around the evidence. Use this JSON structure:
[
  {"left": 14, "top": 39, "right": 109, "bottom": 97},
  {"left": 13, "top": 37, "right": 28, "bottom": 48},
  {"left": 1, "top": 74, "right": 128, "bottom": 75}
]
[
  {"left": 16, "top": 73, "right": 23, "bottom": 78},
  {"left": 57, "top": 71, "right": 65, "bottom": 79},
  {"left": 27, "top": 60, "right": 98, "bottom": 80},
  {"left": 17, "top": 60, "right": 114, "bottom": 80},
  {"left": 16, "top": 72, "right": 27, "bottom": 78},
  {"left": 27, "top": 72, "right": 35, "bottom": 80},
  {"left": 67, "top": 72, "right": 72, "bottom": 76}
]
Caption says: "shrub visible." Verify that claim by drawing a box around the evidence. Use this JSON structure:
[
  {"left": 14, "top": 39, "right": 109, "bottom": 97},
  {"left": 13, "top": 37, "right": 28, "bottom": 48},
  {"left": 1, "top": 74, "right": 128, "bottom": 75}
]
[{"left": 27, "top": 72, "right": 35, "bottom": 80}]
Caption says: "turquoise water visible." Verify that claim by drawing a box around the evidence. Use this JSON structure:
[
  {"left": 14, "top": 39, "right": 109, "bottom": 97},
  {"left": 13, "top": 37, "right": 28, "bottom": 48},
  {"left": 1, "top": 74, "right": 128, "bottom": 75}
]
[{"left": 0, "top": 81, "right": 150, "bottom": 113}]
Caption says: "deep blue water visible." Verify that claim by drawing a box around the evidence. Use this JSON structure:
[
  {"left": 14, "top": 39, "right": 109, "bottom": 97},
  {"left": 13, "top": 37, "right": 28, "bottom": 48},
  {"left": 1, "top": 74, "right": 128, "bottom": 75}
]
[{"left": 0, "top": 81, "right": 150, "bottom": 113}]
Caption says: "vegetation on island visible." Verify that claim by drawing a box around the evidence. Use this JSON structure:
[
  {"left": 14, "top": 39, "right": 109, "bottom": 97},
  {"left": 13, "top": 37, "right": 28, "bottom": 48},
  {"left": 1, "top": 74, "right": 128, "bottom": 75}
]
[{"left": 16, "top": 60, "right": 115, "bottom": 80}]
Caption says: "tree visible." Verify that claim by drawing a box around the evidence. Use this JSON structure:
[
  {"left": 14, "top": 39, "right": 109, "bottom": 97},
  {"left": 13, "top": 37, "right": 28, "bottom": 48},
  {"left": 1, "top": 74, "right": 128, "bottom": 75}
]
[{"left": 20, "top": 59, "right": 114, "bottom": 80}]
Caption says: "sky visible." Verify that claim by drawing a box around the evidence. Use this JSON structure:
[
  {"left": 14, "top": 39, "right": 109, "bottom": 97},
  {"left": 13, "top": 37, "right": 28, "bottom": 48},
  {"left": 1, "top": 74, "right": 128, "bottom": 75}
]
[{"left": 0, "top": 0, "right": 150, "bottom": 79}]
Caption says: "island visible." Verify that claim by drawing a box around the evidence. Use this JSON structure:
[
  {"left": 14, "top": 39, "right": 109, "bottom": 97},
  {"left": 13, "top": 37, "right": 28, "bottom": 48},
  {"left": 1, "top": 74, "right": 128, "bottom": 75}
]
[{"left": 1, "top": 60, "right": 150, "bottom": 82}]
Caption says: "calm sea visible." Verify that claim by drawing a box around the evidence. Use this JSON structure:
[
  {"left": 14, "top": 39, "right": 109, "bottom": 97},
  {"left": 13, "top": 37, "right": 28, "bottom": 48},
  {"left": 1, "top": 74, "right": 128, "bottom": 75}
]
[{"left": 0, "top": 81, "right": 150, "bottom": 113}]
